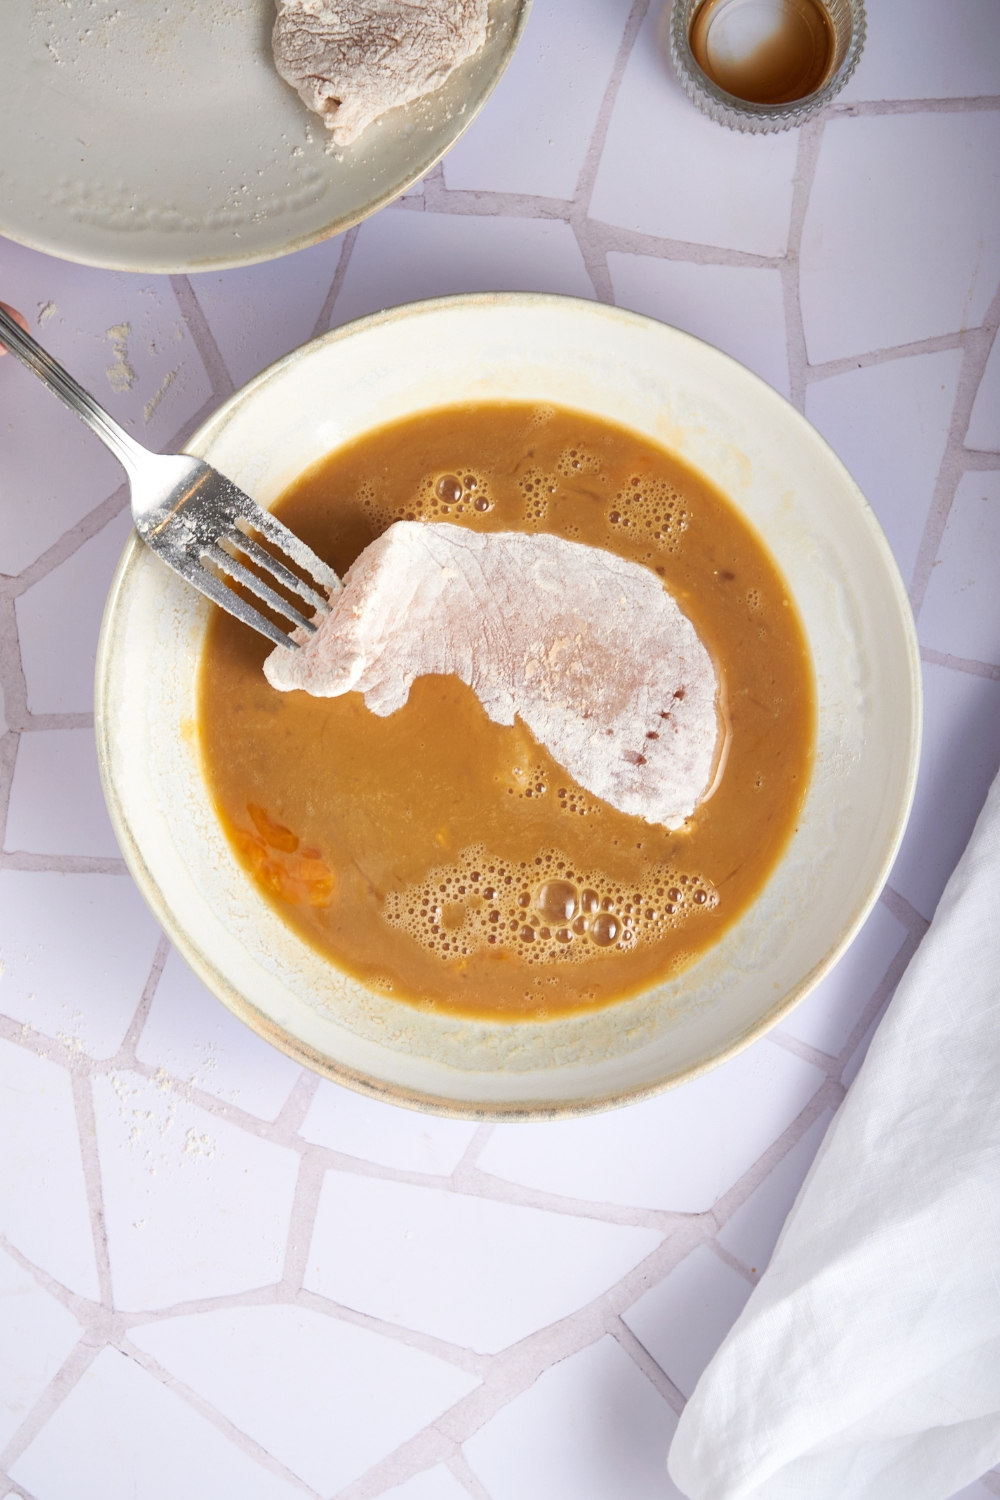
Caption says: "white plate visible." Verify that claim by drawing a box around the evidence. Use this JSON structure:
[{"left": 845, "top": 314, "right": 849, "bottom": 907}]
[
  {"left": 0, "top": 0, "right": 527, "bottom": 273},
  {"left": 96, "top": 294, "right": 921, "bottom": 1118}
]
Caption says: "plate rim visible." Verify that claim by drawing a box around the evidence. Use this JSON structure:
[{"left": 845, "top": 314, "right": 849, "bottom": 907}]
[{"left": 0, "top": 0, "right": 532, "bottom": 275}]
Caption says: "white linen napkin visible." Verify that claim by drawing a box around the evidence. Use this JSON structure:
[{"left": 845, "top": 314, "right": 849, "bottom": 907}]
[{"left": 668, "top": 765, "right": 1000, "bottom": 1500}]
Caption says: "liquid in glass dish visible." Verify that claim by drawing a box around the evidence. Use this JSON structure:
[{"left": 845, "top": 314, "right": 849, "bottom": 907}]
[{"left": 689, "top": 0, "right": 835, "bottom": 104}]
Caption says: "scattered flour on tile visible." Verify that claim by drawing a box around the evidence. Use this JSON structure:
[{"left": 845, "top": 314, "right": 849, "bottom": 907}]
[
  {"left": 264, "top": 523, "right": 721, "bottom": 829},
  {"left": 105, "top": 323, "right": 135, "bottom": 394}
]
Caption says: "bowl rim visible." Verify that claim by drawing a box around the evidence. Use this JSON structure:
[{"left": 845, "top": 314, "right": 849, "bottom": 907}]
[{"left": 95, "top": 291, "right": 923, "bottom": 1118}]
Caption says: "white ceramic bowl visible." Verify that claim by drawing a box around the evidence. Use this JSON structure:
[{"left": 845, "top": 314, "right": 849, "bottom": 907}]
[{"left": 96, "top": 294, "right": 921, "bottom": 1118}]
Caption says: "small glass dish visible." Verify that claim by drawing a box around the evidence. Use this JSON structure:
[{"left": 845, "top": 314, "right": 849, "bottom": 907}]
[{"left": 670, "top": 0, "right": 866, "bottom": 133}]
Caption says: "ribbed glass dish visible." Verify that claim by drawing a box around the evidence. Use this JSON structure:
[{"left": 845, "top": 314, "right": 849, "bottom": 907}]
[{"left": 670, "top": 0, "right": 866, "bottom": 133}]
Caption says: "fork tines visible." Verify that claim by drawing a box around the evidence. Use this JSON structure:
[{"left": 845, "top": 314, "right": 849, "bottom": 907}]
[{"left": 201, "top": 496, "right": 340, "bottom": 651}]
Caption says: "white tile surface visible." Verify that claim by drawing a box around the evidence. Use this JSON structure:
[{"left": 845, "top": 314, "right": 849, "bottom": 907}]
[
  {"left": 130, "top": 1305, "right": 479, "bottom": 1495},
  {"left": 0, "top": 247, "right": 213, "bottom": 453},
  {"left": 889, "top": 663, "right": 1000, "bottom": 920},
  {"left": 478, "top": 1040, "right": 824, "bottom": 1213},
  {"left": 841, "top": 0, "right": 1000, "bottom": 102},
  {"left": 800, "top": 113, "right": 1000, "bottom": 362},
  {"left": 299, "top": 1079, "right": 479, "bottom": 1176},
  {"left": 0, "top": 1037, "right": 100, "bottom": 1300},
  {"left": 919, "top": 472, "right": 1000, "bottom": 666},
  {"left": 135, "top": 949, "right": 302, "bottom": 1122},
  {"left": 305, "top": 1171, "right": 662, "bottom": 1353},
  {"left": 188, "top": 234, "right": 346, "bottom": 389},
  {"left": 443, "top": 0, "right": 632, "bottom": 198},
  {"left": 777, "top": 900, "right": 908, "bottom": 1056},
  {"left": 717, "top": 1109, "right": 836, "bottom": 1277},
  {"left": 805, "top": 349, "right": 964, "bottom": 586},
  {"left": 16, "top": 507, "right": 133, "bottom": 715},
  {"left": 9, "top": 1346, "right": 305, "bottom": 1500},
  {"left": 383, "top": 1466, "right": 472, "bottom": 1500},
  {"left": 609, "top": 255, "right": 790, "bottom": 396},
  {"left": 4, "top": 728, "right": 121, "bottom": 858},
  {"left": 623, "top": 1244, "right": 753, "bottom": 1398},
  {"left": 1, "top": 11, "right": 996, "bottom": 1496},
  {"left": 464, "top": 1334, "right": 685, "bottom": 1500},
  {"left": 590, "top": 4, "right": 797, "bottom": 255},
  {"left": 0, "top": 374, "right": 124, "bottom": 579},
  {"left": 0, "top": 1246, "right": 82, "bottom": 1450},
  {"left": 966, "top": 334, "right": 1000, "bottom": 452},
  {"left": 332, "top": 211, "right": 595, "bottom": 327},
  {"left": 93, "top": 1070, "right": 299, "bottom": 1310},
  {"left": 0, "top": 871, "right": 161, "bottom": 1058}
]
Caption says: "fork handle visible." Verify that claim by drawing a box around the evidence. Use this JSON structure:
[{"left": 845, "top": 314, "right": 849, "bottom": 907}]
[{"left": 0, "top": 303, "right": 148, "bottom": 476}]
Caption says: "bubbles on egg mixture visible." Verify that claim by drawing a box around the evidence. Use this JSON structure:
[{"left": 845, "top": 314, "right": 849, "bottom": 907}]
[
  {"left": 501, "top": 759, "right": 603, "bottom": 815},
  {"left": 361, "top": 469, "right": 494, "bottom": 531},
  {"left": 356, "top": 449, "right": 690, "bottom": 560},
  {"left": 527, "top": 405, "right": 556, "bottom": 429},
  {"left": 608, "top": 476, "right": 688, "bottom": 552},
  {"left": 382, "top": 845, "right": 718, "bottom": 964},
  {"left": 517, "top": 466, "right": 557, "bottom": 525},
  {"left": 555, "top": 446, "right": 602, "bottom": 477}
]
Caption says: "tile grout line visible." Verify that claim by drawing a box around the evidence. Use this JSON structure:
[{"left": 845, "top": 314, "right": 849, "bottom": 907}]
[
  {"left": 294, "top": 1285, "right": 489, "bottom": 1379},
  {"left": 833, "top": 921, "right": 927, "bottom": 1077},
  {"left": 907, "top": 276, "right": 1000, "bottom": 617},
  {"left": 0, "top": 852, "right": 130, "bottom": 875},
  {"left": 570, "top": 0, "right": 653, "bottom": 302},
  {"left": 611, "top": 1315, "right": 687, "bottom": 1416},
  {"left": 312, "top": 225, "right": 360, "bottom": 337},
  {"left": 443, "top": 1450, "right": 496, "bottom": 1500},
  {"left": 0, "top": 593, "right": 28, "bottom": 737},
  {"left": 880, "top": 884, "right": 932, "bottom": 940},
  {"left": 921, "top": 645, "right": 1000, "bottom": 682},
  {"left": 962, "top": 449, "right": 1000, "bottom": 470},
  {"left": 0, "top": 730, "right": 19, "bottom": 857},
  {"left": 585, "top": 217, "right": 781, "bottom": 270},
  {"left": 114, "top": 932, "right": 172, "bottom": 1068},
  {"left": 270, "top": 1069, "right": 322, "bottom": 1142},
  {"left": 169, "top": 275, "right": 236, "bottom": 400},
  {"left": 781, "top": 115, "right": 825, "bottom": 413},
  {"left": 279, "top": 1150, "right": 327, "bottom": 1293},
  {"left": 69, "top": 1070, "right": 114, "bottom": 1310},
  {"left": 335, "top": 1426, "right": 455, "bottom": 1500},
  {"left": 0, "top": 482, "right": 130, "bottom": 602},
  {"left": 804, "top": 327, "right": 968, "bottom": 384},
  {"left": 0, "top": 1338, "right": 105, "bottom": 1476},
  {"left": 449, "top": 1120, "right": 495, "bottom": 1183},
  {"left": 766, "top": 1029, "right": 839, "bottom": 1075},
  {"left": 0, "top": 1233, "right": 113, "bottom": 1337},
  {"left": 5, "top": 384, "right": 229, "bottom": 613},
  {"left": 120, "top": 1339, "right": 324, "bottom": 1498},
  {"left": 709, "top": 1075, "right": 845, "bottom": 1230},
  {"left": 17, "top": 712, "right": 94, "bottom": 733},
  {"left": 830, "top": 94, "right": 1000, "bottom": 117},
  {"left": 708, "top": 1237, "right": 756, "bottom": 1285}
]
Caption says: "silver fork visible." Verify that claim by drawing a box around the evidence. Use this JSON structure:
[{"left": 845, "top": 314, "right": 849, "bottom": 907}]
[{"left": 0, "top": 305, "right": 340, "bottom": 649}]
